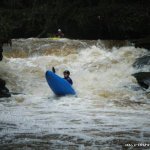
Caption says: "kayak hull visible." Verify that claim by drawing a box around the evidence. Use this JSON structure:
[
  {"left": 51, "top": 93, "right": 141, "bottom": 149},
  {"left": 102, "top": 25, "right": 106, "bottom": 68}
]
[{"left": 45, "top": 71, "right": 76, "bottom": 96}]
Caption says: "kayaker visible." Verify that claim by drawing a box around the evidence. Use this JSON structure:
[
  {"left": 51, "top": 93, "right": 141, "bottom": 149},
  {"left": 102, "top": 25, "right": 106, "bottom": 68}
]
[
  {"left": 56, "top": 29, "right": 64, "bottom": 38},
  {"left": 52, "top": 67, "right": 73, "bottom": 85},
  {"left": 63, "top": 70, "right": 73, "bottom": 85}
]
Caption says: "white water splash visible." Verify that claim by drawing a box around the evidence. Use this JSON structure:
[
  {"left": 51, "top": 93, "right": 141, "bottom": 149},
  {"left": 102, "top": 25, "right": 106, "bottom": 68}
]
[{"left": 0, "top": 39, "right": 150, "bottom": 149}]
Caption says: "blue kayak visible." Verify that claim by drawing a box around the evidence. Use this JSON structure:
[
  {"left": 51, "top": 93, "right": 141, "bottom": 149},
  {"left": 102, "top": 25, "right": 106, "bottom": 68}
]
[{"left": 45, "top": 71, "right": 76, "bottom": 96}]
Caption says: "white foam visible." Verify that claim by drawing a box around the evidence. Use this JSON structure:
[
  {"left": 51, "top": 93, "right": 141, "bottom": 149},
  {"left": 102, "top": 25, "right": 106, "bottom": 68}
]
[{"left": 0, "top": 41, "right": 149, "bottom": 143}]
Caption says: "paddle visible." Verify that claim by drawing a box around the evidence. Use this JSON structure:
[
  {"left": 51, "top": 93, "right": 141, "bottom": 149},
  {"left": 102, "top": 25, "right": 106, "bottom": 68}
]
[{"left": 52, "top": 67, "right": 56, "bottom": 73}]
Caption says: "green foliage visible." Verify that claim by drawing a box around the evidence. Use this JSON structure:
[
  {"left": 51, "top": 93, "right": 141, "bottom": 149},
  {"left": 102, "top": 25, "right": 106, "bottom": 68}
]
[{"left": 0, "top": 0, "right": 150, "bottom": 40}]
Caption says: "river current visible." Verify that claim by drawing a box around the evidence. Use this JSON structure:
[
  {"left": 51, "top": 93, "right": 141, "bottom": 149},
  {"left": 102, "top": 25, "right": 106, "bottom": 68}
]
[{"left": 0, "top": 38, "right": 149, "bottom": 150}]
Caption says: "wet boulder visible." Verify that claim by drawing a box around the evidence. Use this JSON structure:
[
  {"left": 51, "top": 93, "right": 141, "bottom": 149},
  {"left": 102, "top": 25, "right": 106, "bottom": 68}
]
[
  {"left": 0, "top": 46, "right": 3, "bottom": 61},
  {"left": 131, "top": 37, "right": 150, "bottom": 51},
  {"left": 133, "top": 72, "right": 150, "bottom": 89},
  {"left": 0, "top": 54, "right": 2, "bottom": 61},
  {"left": 133, "top": 55, "right": 150, "bottom": 68},
  {"left": 0, "top": 79, "right": 11, "bottom": 98}
]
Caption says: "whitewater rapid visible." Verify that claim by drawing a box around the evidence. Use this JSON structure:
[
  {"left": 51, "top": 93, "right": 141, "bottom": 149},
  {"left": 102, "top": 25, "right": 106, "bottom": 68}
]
[{"left": 0, "top": 39, "right": 150, "bottom": 149}]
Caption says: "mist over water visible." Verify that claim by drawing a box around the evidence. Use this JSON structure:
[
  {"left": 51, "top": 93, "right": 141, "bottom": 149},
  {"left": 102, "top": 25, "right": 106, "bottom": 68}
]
[{"left": 0, "top": 39, "right": 150, "bottom": 149}]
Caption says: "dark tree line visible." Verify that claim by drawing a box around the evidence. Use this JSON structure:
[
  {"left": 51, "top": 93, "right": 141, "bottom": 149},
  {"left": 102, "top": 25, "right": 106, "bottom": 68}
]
[{"left": 0, "top": 0, "right": 150, "bottom": 41}]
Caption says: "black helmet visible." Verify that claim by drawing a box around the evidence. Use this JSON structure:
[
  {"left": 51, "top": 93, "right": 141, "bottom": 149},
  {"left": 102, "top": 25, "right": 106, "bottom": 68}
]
[{"left": 63, "top": 70, "right": 70, "bottom": 75}]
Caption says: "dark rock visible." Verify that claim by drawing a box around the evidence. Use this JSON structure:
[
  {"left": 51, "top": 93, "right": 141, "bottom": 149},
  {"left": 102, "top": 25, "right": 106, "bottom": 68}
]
[
  {"left": 0, "top": 46, "right": 3, "bottom": 61},
  {"left": 0, "top": 40, "right": 11, "bottom": 98},
  {"left": 133, "top": 55, "right": 150, "bottom": 68},
  {"left": 0, "top": 54, "right": 2, "bottom": 61},
  {"left": 0, "top": 79, "right": 11, "bottom": 98},
  {"left": 133, "top": 72, "right": 150, "bottom": 89},
  {"left": 131, "top": 37, "right": 150, "bottom": 50}
]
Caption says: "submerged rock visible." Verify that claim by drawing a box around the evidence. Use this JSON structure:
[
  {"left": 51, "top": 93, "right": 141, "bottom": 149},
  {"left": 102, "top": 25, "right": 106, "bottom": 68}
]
[
  {"left": 133, "top": 72, "right": 150, "bottom": 89},
  {"left": 0, "top": 78, "right": 11, "bottom": 98}
]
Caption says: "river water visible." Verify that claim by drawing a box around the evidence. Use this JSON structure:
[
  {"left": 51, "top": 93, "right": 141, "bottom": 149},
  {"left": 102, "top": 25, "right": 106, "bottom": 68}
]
[{"left": 0, "top": 38, "right": 150, "bottom": 150}]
